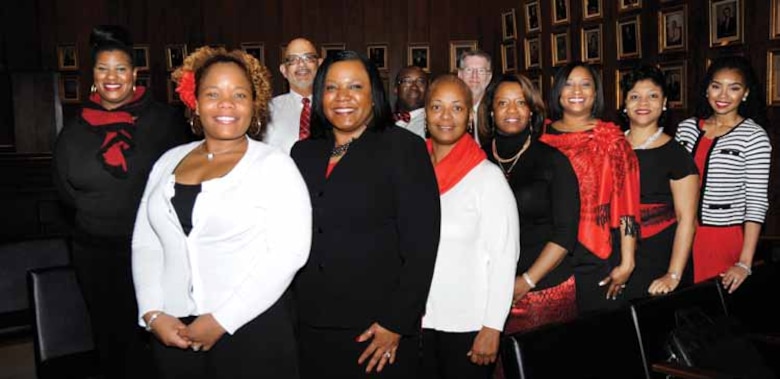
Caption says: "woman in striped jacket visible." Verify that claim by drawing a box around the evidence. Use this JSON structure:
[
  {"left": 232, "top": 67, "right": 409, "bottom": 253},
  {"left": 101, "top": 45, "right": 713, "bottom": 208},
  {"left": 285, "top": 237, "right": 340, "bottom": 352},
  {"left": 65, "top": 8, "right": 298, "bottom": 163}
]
[{"left": 675, "top": 56, "right": 771, "bottom": 293}]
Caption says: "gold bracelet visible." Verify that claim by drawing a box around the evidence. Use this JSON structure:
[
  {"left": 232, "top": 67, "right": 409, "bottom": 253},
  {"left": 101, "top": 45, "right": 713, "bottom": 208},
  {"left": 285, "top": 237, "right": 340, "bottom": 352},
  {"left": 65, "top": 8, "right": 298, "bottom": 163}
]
[{"left": 668, "top": 271, "right": 680, "bottom": 281}]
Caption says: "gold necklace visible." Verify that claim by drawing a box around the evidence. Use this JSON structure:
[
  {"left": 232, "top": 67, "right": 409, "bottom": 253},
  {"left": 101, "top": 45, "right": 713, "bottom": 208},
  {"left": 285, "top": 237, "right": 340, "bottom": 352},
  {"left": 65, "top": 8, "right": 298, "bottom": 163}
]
[{"left": 492, "top": 135, "right": 531, "bottom": 179}]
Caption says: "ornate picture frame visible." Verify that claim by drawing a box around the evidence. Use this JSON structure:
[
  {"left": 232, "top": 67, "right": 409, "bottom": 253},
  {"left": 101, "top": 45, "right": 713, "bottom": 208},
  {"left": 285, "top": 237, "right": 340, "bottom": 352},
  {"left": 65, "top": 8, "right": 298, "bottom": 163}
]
[
  {"left": 407, "top": 44, "right": 430, "bottom": 72},
  {"left": 659, "top": 6, "right": 687, "bottom": 53},
  {"left": 449, "top": 40, "right": 478, "bottom": 73},
  {"left": 617, "top": 16, "right": 642, "bottom": 59},
  {"left": 581, "top": 25, "right": 602, "bottom": 64},
  {"left": 709, "top": 0, "right": 743, "bottom": 47}
]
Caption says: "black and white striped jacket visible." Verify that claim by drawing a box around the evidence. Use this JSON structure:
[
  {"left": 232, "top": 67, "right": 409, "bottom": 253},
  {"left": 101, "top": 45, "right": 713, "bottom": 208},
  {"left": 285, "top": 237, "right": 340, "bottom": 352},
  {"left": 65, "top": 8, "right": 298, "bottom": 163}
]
[{"left": 675, "top": 117, "right": 771, "bottom": 226}]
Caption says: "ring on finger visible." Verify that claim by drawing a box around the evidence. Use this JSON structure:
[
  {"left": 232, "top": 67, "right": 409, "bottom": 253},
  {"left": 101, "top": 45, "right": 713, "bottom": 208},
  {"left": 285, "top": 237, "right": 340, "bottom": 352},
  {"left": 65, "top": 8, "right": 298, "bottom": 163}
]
[
  {"left": 192, "top": 344, "right": 201, "bottom": 352},
  {"left": 384, "top": 351, "right": 392, "bottom": 359}
]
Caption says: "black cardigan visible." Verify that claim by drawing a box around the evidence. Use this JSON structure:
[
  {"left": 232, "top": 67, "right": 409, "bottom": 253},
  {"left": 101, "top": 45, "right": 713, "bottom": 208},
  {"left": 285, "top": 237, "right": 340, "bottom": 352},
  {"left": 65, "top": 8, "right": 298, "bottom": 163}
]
[
  {"left": 291, "top": 126, "right": 441, "bottom": 335},
  {"left": 53, "top": 93, "right": 188, "bottom": 237}
]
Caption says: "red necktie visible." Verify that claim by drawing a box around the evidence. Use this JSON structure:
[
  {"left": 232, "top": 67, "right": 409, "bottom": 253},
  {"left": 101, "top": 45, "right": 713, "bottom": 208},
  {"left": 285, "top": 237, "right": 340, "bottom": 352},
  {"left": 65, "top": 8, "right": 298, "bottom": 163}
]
[
  {"left": 393, "top": 111, "right": 411, "bottom": 123},
  {"left": 299, "top": 98, "right": 311, "bottom": 140}
]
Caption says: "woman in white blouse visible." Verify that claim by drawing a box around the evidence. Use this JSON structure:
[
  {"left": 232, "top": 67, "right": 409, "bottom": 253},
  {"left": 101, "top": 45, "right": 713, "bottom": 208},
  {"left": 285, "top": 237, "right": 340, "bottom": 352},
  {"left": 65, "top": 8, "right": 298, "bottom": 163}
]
[
  {"left": 421, "top": 74, "right": 519, "bottom": 378},
  {"left": 132, "top": 47, "right": 311, "bottom": 378}
]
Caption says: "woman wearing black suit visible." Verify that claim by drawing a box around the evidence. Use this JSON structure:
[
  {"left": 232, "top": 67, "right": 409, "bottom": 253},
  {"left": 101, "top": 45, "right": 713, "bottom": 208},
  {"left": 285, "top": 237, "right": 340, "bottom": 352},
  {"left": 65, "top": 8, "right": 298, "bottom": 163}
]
[{"left": 290, "top": 50, "right": 441, "bottom": 378}]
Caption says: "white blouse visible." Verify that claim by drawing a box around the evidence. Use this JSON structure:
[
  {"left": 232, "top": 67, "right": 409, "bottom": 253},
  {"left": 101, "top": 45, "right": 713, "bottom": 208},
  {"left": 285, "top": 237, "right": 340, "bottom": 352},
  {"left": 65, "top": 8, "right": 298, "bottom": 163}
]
[
  {"left": 422, "top": 160, "right": 520, "bottom": 332},
  {"left": 132, "top": 138, "right": 311, "bottom": 334}
]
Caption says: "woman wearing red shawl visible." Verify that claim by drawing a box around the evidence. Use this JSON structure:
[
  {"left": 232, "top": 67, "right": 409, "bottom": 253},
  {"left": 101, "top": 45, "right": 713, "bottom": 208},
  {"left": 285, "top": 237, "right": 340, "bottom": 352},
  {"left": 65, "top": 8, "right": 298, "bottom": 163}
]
[
  {"left": 421, "top": 75, "right": 519, "bottom": 378},
  {"left": 52, "top": 25, "right": 188, "bottom": 377},
  {"left": 539, "top": 62, "right": 640, "bottom": 314}
]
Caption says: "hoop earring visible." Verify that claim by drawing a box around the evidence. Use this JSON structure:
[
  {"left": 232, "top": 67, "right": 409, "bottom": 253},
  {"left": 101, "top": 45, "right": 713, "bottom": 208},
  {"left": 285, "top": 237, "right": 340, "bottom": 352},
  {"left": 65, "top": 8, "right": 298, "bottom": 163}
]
[
  {"left": 90, "top": 84, "right": 97, "bottom": 94},
  {"left": 189, "top": 116, "right": 199, "bottom": 134}
]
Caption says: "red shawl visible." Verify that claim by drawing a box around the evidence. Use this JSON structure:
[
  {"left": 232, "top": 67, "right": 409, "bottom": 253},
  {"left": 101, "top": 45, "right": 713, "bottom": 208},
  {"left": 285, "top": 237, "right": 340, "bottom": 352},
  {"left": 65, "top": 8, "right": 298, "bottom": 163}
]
[
  {"left": 540, "top": 120, "right": 640, "bottom": 259},
  {"left": 426, "top": 135, "right": 486, "bottom": 195}
]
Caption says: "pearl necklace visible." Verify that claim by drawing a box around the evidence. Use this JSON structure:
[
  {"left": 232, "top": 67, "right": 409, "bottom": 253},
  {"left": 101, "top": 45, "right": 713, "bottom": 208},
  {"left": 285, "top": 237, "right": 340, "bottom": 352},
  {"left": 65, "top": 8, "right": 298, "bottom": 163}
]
[
  {"left": 625, "top": 127, "right": 664, "bottom": 150},
  {"left": 492, "top": 135, "right": 531, "bottom": 179}
]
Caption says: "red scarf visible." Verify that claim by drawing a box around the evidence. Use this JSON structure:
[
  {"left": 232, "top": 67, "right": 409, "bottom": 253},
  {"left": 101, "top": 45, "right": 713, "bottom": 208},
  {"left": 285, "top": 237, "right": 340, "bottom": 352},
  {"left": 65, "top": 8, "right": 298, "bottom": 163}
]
[
  {"left": 540, "top": 120, "right": 640, "bottom": 259},
  {"left": 426, "top": 135, "right": 486, "bottom": 195},
  {"left": 81, "top": 87, "right": 147, "bottom": 177}
]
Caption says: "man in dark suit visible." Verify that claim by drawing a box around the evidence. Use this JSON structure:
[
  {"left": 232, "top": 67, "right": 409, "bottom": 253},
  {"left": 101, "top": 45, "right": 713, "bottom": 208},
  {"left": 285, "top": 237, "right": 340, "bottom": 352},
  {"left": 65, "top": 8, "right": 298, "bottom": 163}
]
[{"left": 717, "top": 6, "right": 737, "bottom": 38}]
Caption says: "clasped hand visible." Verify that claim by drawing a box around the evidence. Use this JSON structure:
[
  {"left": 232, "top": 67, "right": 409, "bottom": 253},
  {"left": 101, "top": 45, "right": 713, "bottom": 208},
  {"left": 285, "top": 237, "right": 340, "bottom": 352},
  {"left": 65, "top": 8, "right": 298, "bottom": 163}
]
[{"left": 150, "top": 313, "right": 225, "bottom": 352}]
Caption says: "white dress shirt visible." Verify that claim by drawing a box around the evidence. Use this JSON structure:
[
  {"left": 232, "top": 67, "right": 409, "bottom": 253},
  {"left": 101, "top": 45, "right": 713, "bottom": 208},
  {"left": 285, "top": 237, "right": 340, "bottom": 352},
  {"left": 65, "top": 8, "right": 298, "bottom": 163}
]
[
  {"left": 264, "top": 90, "right": 309, "bottom": 154},
  {"left": 132, "top": 138, "right": 312, "bottom": 334},
  {"left": 472, "top": 102, "right": 481, "bottom": 144},
  {"left": 422, "top": 160, "right": 520, "bottom": 332},
  {"left": 395, "top": 108, "right": 426, "bottom": 139}
]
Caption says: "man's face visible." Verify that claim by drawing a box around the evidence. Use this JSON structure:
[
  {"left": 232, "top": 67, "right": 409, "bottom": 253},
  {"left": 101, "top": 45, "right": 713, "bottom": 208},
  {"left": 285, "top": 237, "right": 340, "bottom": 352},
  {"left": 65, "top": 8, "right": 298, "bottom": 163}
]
[
  {"left": 280, "top": 39, "right": 321, "bottom": 94},
  {"left": 457, "top": 55, "right": 492, "bottom": 103},
  {"left": 394, "top": 67, "right": 427, "bottom": 111}
]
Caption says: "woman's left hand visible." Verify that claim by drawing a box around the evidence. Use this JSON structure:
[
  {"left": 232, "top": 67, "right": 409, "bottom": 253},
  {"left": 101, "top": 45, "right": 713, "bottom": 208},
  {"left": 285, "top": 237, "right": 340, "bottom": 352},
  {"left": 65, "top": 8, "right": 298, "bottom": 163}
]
[
  {"left": 600, "top": 264, "right": 634, "bottom": 300},
  {"left": 720, "top": 265, "right": 749, "bottom": 294},
  {"left": 356, "top": 322, "right": 400, "bottom": 374},
  {"left": 468, "top": 327, "right": 500, "bottom": 365},
  {"left": 179, "top": 314, "right": 226, "bottom": 352}
]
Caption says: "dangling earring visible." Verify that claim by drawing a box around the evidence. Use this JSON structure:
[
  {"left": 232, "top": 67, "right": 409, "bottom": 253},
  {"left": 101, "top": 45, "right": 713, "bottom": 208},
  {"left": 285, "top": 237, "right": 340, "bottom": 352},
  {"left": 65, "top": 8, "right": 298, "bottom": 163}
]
[
  {"left": 742, "top": 96, "right": 748, "bottom": 102},
  {"left": 662, "top": 104, "right": 667, "bottom": 111},
  {"left": 90, "top": 84, "right": 97, "bottom": 93}
]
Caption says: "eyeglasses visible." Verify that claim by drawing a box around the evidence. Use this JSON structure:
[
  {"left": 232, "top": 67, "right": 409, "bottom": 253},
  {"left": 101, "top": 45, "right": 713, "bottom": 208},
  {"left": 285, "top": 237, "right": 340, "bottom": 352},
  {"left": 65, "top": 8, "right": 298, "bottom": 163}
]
[
  {"left": 398, "top": 77, "right": 427, "bottom": 87},
  {"left": 284, "top": 54, "right": 319, "bottom": 66},
  {"left": 460, "top": 67, "right": 491, "bottom": 76}
]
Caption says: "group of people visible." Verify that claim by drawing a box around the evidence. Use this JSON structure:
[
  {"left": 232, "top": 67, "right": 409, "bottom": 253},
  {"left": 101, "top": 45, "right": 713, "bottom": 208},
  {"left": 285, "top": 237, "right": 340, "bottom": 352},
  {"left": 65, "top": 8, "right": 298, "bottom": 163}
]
[{"left": 52, "top": 24, "right": 771, "bottom": 379}]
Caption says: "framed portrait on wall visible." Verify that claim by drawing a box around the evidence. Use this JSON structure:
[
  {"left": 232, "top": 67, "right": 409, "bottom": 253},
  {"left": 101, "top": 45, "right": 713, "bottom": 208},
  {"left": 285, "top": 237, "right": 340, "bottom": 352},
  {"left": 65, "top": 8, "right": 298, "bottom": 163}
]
[
  {"left": 581, "top": 25, "right": 602, "bottom": 64},
  {"left": 525, "top": 36, "right": 542, "bottom": 69},
  {"left": 660, "top": 62, "right": 687, "bottom": 109},
  {"left": 58, "top": 74, "right": 81, "bottom": 103},
  {"left": 615, "top": 68, "right": 632, "bottom": 108},
  {"left": 773, "top": 0, "right": 780, "bottom": 39},
  {"left": 767, "top": 50, "right": 780, "bottom": 105},
  {"left": 57, "top": 44, "right": 79, "bottom": 71},
  {"left": 525, "top": 1, "right": 542, "bottom": 33},
  {"left": 132, "top": 45, "right": 150, "bottom": 71},
  {"left": 529, "top": 73, "right": 543, "bottom": 98},
  {"left": 551, "top": 32, "right": 570, "bottom": 67},
  {"left": 552, "top": 0, "right": 570, "bottom": 25},
  {"left": 449, "top": 40, "right": 478, "bottom": 73},
  {"left": 321, "top": 43, "right": 346, "bottom": 59},
  {"left": 407, "top": 44, "right": 430, "bottom": 72},
  {"left": 502, "top": 9, "right": 518, "bottom": 41},
  {"left": 367, "top": 44, "right": 388, "bottom": 70},
  {"left": 240, "top": 42, "right": 265, "bottom": 65},
  {"left": 583, "top": 0, "right": 602, "bottom": 20},
  {"left": 165, "top": 44, "right": 188, "bottom": 71},
  {"left": 501, "top": 43, "right": 517, "bottom": 73},
  {"left": 659, "top": 6, "right": 687, "bottom": 53},
  {"left": 710, "top": 0, "right": 743, "bottom": 46},
  {"left": 617, "top": 16, "right": 641, "bottom": 59},
  {"left": 619, "top": 0, "right": 642, "bottom": 12}
]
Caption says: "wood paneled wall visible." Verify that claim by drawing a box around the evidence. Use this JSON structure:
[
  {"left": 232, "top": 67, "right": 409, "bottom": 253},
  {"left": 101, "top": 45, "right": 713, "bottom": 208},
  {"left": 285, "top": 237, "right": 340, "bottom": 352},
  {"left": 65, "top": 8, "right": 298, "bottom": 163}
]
[{"left": 0, "top": 0, "right": 778, "bottom": 234}]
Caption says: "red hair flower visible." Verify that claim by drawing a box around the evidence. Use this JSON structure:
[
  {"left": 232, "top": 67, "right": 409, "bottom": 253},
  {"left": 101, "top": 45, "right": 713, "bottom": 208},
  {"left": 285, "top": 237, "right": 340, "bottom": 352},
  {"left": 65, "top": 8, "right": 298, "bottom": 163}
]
[{"left": 176, "top": 71, "right": 197, "bottom": 110}]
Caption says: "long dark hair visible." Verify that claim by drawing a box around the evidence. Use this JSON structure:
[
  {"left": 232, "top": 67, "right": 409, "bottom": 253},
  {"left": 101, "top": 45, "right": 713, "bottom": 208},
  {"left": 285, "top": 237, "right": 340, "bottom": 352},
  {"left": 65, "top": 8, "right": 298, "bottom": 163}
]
[
  {"left": 89, "top": 25, "right": 134, "bottom": 66},
  {"left": 694, "top": 56, "right": 767, "bottom": 128},
  {"left": 618, "top": 64, "right": 668, "bottom": 129},
  {"left": 547, "top": 61, "right": 604, "bottom": 121},
  {"left": 310, "top": 50, "right": 392, "bottom": 139}
]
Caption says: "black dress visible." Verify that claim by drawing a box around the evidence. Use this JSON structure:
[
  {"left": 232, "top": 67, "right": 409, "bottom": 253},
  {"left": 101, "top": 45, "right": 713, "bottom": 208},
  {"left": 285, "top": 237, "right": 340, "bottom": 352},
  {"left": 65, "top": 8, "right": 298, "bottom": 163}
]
[
  {"left": 484, "top": 134, "right": 580, "bottom": 332},
  {"left": 624, "top": 139, "right": 698, "bottom": 300}
]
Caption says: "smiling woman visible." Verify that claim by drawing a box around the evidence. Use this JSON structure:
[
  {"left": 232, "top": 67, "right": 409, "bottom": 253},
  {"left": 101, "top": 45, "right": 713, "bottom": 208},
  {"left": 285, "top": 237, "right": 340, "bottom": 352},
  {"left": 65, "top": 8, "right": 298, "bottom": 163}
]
[
  {"left": 132, "top": 46, "right": 311, "bottom": 378},
  {"left": 290, "top": 50, "right": 440, "bottom": 379},
  {"left": 52, "top": 25, "right": 188, "bottom": 378}
]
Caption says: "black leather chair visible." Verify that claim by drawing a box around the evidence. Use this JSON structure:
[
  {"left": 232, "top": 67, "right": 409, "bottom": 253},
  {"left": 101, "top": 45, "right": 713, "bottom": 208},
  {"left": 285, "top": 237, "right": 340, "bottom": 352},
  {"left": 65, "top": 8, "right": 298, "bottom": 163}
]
[
  {"left": 27, "top": 266, "right": 101, "bottom": 379},
  {"left": 631, "top": 279, "right": 775, "bottom": 379},
  {"left": 501, "top": 305, "right": 646, "bottom": 379}
]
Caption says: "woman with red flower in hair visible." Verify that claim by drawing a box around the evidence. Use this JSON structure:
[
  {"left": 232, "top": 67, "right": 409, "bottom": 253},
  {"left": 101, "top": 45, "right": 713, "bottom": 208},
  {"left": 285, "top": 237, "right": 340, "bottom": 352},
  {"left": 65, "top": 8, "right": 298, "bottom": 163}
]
[
  {"left": 132, "top": 46, "right": 311, "bottom": 378},
  {"left": 52, "top": 25, "right": 188, "bottom": 378}
]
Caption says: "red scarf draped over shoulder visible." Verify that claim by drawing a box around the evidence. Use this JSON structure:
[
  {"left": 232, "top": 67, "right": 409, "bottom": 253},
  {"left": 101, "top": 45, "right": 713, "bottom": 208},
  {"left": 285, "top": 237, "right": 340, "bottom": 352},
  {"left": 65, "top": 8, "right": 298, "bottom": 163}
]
[
  {"left": 426, "top": 135, "right": 486, "bottom": 195},
  {"left": 540, "top": 120, "right": 640, "bottom": 259}
]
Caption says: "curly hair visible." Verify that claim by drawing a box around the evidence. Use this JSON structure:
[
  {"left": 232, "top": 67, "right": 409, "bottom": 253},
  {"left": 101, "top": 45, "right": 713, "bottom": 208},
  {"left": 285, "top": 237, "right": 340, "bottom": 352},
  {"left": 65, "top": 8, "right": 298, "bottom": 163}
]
[{"left": 171, "top": 46, "right": 272, "bottom": 139}]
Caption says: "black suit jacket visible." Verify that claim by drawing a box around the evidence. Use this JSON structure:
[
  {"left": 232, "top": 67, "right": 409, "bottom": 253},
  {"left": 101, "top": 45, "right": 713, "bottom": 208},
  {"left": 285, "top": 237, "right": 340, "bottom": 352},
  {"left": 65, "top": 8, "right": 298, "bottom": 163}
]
[{"left": 290, "top": 126, "right": 441, "bottom": 335}]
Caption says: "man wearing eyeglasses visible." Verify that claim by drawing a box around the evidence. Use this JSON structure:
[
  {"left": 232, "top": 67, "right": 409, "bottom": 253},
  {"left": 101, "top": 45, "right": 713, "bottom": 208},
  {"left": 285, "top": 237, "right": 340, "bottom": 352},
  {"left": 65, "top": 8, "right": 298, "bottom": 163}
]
[
  {"left": 457, "top": 50, "right": 493, "bottom": 144},
  {"left": 393, "top": 65, "right": 428, "bottom": 139},
  {"left": 264, "top": 37, "right": 322, "bottom": 153}
]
